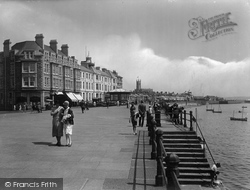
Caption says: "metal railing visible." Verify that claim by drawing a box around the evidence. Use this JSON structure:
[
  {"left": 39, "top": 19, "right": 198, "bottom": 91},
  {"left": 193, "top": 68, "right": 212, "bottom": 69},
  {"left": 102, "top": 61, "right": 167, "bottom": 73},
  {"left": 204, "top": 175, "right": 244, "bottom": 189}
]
[
  {"left": 147, "top": 107, "right": 219, "bottom": 189},
  {"left": 147, "top": 112, "right": 182, "bottom": 190}
]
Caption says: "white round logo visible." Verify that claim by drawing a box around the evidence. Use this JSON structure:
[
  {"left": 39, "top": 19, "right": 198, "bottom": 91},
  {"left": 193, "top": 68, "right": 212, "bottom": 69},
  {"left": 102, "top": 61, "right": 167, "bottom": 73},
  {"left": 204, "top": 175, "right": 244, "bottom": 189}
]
[{"left": 5, "top": 182, "right": 11, "bottom": 187}]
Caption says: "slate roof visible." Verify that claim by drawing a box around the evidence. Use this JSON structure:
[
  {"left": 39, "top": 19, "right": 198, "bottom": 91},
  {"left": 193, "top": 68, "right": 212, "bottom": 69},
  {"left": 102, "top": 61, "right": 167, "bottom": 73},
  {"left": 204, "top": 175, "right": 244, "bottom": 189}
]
[{"left": 11, "top": 41, "right": 43, "bottom": 55}]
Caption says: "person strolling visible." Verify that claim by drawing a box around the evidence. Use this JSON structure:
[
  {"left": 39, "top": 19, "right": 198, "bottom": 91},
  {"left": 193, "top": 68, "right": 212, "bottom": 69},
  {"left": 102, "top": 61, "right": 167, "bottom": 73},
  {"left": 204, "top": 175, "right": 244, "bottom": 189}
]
[
  {"left": 51, "top": 101, "right": 64, "bottom": 146},
  {"left": 61, "top": 101, "right": 74, "bottom": 147},
  {"left": 79, "top": 100, "right": 85, "bottom": 113},
  {"left": 130, "top": 102, "right": 138, "bottom": 135},
  {"left": 138, "top": 100, "right": 146, "bottom": 127}
]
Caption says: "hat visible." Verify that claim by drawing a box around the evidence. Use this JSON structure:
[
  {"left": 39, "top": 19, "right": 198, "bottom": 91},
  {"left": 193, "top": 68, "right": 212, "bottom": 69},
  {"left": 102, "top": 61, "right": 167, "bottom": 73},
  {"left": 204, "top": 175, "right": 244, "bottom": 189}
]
[{"left": 63, "top": 101, "right": 69, "bottom": 106}]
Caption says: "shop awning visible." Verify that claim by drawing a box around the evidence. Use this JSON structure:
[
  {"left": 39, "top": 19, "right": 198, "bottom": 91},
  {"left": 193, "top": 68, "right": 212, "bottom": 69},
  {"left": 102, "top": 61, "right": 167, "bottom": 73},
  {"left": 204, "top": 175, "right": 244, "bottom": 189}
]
[
  {"left": 56, "top": 92, "right": 63, "bottom": 95},
  {"left": 66, "top": 92, "right": 78, "bottom": 102},
  {"left": 73, "top": 93, "right": 83, "bottom": 101}
]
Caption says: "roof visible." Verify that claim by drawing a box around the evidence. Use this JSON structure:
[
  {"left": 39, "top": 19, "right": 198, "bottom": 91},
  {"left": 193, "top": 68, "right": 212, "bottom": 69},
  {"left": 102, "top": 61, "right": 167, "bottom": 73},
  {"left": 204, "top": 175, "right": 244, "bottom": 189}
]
[
  {"left": 44, "top": 45, "right": 55, "bottom": 53},
  {"left": 11, "top": 41, "right": 43, "bottom": 55},
  {"left": 80, "top": 65, "right": 93, "bottom": 73}
]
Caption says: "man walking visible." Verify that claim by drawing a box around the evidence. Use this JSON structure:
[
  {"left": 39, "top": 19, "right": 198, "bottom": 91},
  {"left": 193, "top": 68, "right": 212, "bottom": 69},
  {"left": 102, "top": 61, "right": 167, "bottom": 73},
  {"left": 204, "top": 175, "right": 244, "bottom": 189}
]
[{"left": 138, "top": 100, "right": 146, "bottom": 127}]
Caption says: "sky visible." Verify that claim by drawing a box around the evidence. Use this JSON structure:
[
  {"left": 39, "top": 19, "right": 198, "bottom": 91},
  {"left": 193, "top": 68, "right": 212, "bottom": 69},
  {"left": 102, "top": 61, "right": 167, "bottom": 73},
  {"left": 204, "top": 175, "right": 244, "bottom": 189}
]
[{"left": 0, "top": 0, "right": 250, "bottom": 97}]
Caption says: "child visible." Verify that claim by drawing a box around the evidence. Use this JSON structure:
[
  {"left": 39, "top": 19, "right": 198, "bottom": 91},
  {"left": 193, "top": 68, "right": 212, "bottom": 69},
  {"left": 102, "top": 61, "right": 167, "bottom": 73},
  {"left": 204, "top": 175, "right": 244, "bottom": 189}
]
[
  {"left": 61, "top": 101, "right": 74, "bottom": 147},
  {"left": 132, "top": 112, "right": 140, "bottom": 135}
]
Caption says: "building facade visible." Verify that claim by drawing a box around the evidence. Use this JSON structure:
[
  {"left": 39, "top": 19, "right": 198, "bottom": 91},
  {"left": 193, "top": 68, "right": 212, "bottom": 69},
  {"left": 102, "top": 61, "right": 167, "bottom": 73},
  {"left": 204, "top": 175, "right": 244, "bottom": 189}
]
[{"left": 0, "top": 34, "right": 123, "bottom": 110}]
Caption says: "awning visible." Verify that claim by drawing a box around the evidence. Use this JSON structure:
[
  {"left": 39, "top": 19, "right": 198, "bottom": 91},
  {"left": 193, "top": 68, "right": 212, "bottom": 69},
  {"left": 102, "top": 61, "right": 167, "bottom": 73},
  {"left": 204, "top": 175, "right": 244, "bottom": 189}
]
[
  {"left": 73, "top": 93, "right": 83, "bottom": 101},
  {"left": 66, "top": 92, "right": 78, "bottom": 102},
  {"left": 56, "top": 92, "right": 64, "bottom": 95}
]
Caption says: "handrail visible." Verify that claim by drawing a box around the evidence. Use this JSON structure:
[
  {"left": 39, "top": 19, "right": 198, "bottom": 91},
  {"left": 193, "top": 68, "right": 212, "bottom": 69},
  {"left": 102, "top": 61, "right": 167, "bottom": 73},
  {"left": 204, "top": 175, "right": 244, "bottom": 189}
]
[
  {"left": 178, "top": 109, "right": 217, "bottom": 165},
  {"left": 192, "top": 115, "right": 217, "bottom": 165},
  {"left": 153, "top": 126, "right": 182, "bottom": 190}
]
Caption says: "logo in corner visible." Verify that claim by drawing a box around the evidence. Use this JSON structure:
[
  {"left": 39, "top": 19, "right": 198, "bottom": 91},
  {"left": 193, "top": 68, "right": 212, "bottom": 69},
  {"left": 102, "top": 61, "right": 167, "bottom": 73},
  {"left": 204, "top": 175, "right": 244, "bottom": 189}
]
[{"left": 188, "top": 12, "right": 237, "bottom": 41}]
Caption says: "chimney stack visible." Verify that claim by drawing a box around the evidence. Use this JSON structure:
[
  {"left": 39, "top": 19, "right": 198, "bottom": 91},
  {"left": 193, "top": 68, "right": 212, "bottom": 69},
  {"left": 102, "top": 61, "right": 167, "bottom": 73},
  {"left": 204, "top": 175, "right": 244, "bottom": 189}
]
[
  {"left": 3, "top": 39, "right": 11, "bottom": 57},
  {"left": 50, "top": 40, "right": 58, "bottom": 54},
  {"left": 61, "top": 44, "right": 69, "bottom": 56},
  {"left": 35, "top": 34, "right": 44, "bottom": 49}
]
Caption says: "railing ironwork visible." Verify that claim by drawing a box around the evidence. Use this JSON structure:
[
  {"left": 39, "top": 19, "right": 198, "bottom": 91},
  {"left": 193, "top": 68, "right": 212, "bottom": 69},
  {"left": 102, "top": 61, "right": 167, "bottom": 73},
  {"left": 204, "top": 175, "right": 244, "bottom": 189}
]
[{"left": 147, "top": 105, "right": 219, "bottom": 189}]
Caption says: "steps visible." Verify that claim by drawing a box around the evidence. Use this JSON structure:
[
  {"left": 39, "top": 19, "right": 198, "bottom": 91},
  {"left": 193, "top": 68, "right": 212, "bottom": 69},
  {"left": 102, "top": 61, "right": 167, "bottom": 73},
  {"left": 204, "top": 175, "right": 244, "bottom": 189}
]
[{"left": 163, "top": 131, "right": 212, "bottom": 186}]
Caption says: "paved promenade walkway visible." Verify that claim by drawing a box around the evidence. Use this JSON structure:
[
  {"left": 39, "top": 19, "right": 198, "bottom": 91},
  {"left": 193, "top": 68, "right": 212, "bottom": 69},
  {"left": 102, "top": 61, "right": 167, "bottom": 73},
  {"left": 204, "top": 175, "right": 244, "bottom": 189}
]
[{"left": 0, "top": 106, "right": 226, "bottom": 190}]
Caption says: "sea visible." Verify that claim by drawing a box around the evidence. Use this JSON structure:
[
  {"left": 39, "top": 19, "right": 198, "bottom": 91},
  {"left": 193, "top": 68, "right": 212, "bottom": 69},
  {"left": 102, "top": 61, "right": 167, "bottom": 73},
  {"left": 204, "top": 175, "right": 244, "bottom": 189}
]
[{"left": 185, "top": 103, "right": 250, "bottom": 190}]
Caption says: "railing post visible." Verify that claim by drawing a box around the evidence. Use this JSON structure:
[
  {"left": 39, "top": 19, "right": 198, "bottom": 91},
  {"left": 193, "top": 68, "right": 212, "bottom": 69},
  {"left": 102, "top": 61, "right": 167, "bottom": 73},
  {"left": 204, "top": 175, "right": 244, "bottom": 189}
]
[
  {"left": 179, "top": 110, "right": 183, "bottom": 125},
  {"left": 183, "top": 110, "right": 187, "bottom": 127},
  {"left": 147, "top": 111, "right": 151, "bottom": 137},
  {"left": 149, "top": 115, "right": 154, "bottom": 145},
  {"left": 151, "top": 119, "right": 157, "bottom": 159},
  {"left": 155, "top": 110, "right": 161, "bottom": 127},
  {"left": 155, "top": 129, "right": 164, "bottom": 186},
  {"left": 190, "top": 111, "right": 193, "bottom": 131},
  {"left": 146, "top": 110, "right": 150, "bottom": 127},
  {"left": 165, "top": 153, "right": 180, "bottom": 188}
]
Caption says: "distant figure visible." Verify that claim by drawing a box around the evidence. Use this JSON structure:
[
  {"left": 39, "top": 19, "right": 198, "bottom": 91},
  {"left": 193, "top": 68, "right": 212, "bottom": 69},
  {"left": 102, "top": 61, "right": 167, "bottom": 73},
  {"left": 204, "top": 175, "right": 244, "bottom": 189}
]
[
  {"left": 138, "top": 100, "right": 146, "bottom": 127},
  {"left": 61, "top": 101, "right": 74, "bottom": 147},
  {"left": 130, "top": 102, "right": 137, "bottom": 135},
  {"left": 93, "top": 101, "right": 96, "bottom": 107},
  {"left": 148, "top": 105, "right": 153, "bottom": 114},
  {"left": 37, "top": 102, "right": 42, "bottom": 113},
  {"left": 117, "top": 100, "right": 120, "bottom": 106},
  {"left": 106, "top": 101, "right": 109, "bottom": 108},
  {"left": 51, "top": 101, "right": 64, "bottom": 146},
  {"left": 79, "top": 100, "right": 85, "bottom": 113},
  {"left": 86, "top": 101, "right": 89, "bottom": 110}
]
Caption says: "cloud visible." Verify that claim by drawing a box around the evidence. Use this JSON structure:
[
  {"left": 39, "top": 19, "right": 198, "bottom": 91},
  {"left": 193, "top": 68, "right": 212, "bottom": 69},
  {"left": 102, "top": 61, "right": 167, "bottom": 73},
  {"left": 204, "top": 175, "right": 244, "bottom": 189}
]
[{"left": 93, "top": 34, "right": 250, "bottom": 97}]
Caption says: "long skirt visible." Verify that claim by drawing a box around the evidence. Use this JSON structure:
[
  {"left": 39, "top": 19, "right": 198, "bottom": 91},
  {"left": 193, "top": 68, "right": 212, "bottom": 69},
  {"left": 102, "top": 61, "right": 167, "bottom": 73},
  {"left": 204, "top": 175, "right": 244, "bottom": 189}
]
[{"left": 52, "top": 119, "right": 63, "bottom": 137}]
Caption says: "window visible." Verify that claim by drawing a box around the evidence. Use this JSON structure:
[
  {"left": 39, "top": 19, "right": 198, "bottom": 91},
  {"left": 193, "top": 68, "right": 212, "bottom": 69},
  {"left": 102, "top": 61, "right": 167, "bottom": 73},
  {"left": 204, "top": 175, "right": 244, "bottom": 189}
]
[
  {"left": 23, "top": 62, "right": 36, "bottom": 73},
  {"left": 82, "top": 82, "right": 85, "bottom": 89},
  {"left": 23, "top": 63, "right": 29, "bottom": 72},
  {"left": 30, "top": 63, "right": 35, "bottom": 72},
  {"left": 23, "top": 77, "right": 29, "bottom": 87},
  {"left": 59, "top": 66, "right": 62, "bottom": 75},
  {"left": 30, "top": 76, "right": 35, "bottom": 86}
]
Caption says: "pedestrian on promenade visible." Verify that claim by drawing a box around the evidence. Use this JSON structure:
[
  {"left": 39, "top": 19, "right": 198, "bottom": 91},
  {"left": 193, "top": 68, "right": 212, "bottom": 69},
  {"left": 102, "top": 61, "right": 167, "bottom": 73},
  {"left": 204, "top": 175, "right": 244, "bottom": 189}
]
[
  {"left": 79, "top": 100, "right": 85, "bottom": 113},
  {"left": 130, "top": 102, "right": 138, "bottom": 135},
  {"left": 51, "top": 101, "right": 64, "bottom": 146},
  {"left": 106, "top": 101, "right": 109, "bottom": 108},
  {"left": 61, "top": 101, "right": 74, "bottom": 147},
  {"left": 138, "top": 100, "right": 146, "bottom": 127}
]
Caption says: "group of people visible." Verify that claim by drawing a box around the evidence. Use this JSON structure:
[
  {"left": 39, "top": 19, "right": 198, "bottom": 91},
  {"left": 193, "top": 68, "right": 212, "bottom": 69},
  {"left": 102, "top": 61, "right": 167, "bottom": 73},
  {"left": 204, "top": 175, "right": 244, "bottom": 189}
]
[
  {"left": 163, "top": 103, "right": 184, "bottom": 124},
  {"left": 79, "top": 100, "right": 89, "bottom": 113},
  {"left": 130, "top": 100, "right": 147, "bottom": 135},
  {"left": 51, "top": 101, "right": 74, "bottom": 147}
]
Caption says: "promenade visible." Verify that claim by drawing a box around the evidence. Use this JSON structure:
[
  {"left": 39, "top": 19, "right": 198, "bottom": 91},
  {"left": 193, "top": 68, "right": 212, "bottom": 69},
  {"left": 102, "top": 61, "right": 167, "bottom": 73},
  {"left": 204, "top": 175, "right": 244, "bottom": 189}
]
[
  {"left": 0, "top": 105, "right": 225, "bottom": 190},
  {"left": 0, "top": 105, "right": 166, "bottom": 190}
]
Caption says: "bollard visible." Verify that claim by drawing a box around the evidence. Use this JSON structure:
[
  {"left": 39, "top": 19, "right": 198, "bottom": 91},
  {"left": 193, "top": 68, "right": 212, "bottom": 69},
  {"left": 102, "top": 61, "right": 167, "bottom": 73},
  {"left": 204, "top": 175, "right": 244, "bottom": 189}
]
[
  {"left": 155, "top": 129, "right": 164, "bottom": 186},
  {"left": 155, "top": 110, "right": 161, "bottom": 127},
  {"left": 190, "top": 111, "right": 193, "bottom": 131},
  {"left": 150, "top": 119, "right": 157, "bottom": 159},
  {"left": 165, "top": 153, "right": 180, "bottom": 188}
]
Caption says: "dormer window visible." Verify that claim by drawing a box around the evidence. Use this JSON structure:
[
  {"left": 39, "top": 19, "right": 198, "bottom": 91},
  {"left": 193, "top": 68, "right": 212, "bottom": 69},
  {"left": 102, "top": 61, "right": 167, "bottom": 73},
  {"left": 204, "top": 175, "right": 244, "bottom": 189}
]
[{"left": 24, "top": 51, "right": 34, "bottom": 59}]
